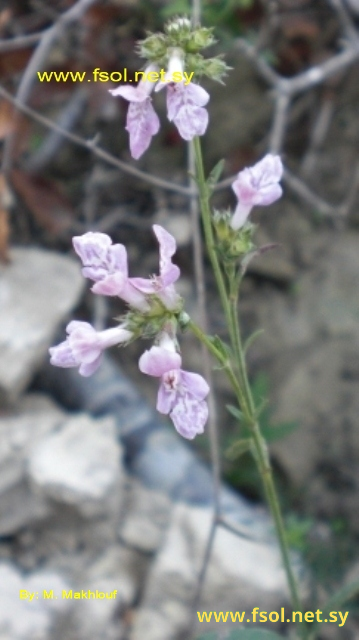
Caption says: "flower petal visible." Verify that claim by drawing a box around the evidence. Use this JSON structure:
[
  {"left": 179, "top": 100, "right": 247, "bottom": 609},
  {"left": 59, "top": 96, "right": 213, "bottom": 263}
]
[
  {"left": 79, "top": 355, "right": 102, "bottom": 377},
  {"left": 170, "top": 395, "right": 208, "bottom": 439},
  {"left": 72, "top": 232, "right": 111, "bottom": 267},
  {"left": 156, "top": 381, "right": 176, "bottom": 414},
  {"left": 91, "top": 272, "right": 127, "bottom": 296},
  {"left": 139, "top": 346, "right": 181, "bottom": 377},
  {"left": 180, "top": 370, "right": 210, "bottom": 400},
  {"left": 174, "top": 105, "right": 208, "bottom": 140},
  {"left": 126, "top": 99, "right": 160, "bottom": 160},
  {"left": 153, "top": 224, "right": 180, "bottom": 286},
  {"left": 49, "top": 342, "right": 77, "bottom": 368}
]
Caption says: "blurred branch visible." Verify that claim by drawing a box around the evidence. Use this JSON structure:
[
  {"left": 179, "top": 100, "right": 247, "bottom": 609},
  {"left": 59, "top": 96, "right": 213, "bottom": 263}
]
[
  {"left": 2, "top": 0, "right": 97, "bottom": 174},
  {"left": 0, "top": 84, "right": 193, "bottom": 196},
  {"left": 0, "top": 31, "right": 43, "bottom": 52}
]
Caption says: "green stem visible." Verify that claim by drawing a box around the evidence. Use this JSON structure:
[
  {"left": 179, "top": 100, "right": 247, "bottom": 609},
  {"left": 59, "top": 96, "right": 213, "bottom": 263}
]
[
  {"left": 192, "top": 138, "right": 232, "bottom": 337},
  {"left": 192, "top": 137, "right": 306, "bottom": 638}
]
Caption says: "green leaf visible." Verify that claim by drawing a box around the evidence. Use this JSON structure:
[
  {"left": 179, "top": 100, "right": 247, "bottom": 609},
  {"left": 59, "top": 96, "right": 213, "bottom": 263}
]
[
  {"left": 308, "top": 577, "right": 359, "bottom": 637},
  {"left": 262, "top": 420, "right": 298, "bottom": 443},
  {"left": 207, "top": 158, "right": 225, "bottom": 191},
  {"left": 226, "top": 404, "right": 244, "bottom": 422},
  {"left": 160, "top": 0, "right": 190, "bottom": 18},
  {"left": 209, "top": 335, "right": 231, "bottom": 360},
  {"left": 226, "top": 437, "right": 253, "bottom": 460}
]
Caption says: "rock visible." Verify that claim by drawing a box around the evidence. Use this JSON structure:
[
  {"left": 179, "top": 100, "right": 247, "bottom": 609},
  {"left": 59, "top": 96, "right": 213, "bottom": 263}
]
[
  {"left": 271, "top": 339, "right": 359, "bottom": 531},
  {"left": 28, "top": 414, "right": 123, "bottom": 516},
  {"left": 119, "top": 479, "right": 172, "bottom": 553},
  {"left": 71, "top": 545, "right": 148, "bottom": 640},
  {"left": 0, "top": 562, "right": 70, "bottom": 640},
  {"left": 0, "top": 394, "right": 64, "bottom": 534},
  {"left": 130, "top": 503, "right": 293, "bottom": 640},
  {"left": 0, "top": 248, "right": 84, "bottom": 404}
]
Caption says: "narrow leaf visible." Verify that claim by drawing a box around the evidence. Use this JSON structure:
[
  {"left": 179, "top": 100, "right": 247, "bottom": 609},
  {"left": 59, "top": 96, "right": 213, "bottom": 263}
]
[
  {"left": 226, "top": 437, "right": 253, "bottom": 460},
  {"left": 226, "top": 404, "right": 244, "bottom": 422},
  {"left": 207, "top": 158, "right": 225, "bottom": 191}
]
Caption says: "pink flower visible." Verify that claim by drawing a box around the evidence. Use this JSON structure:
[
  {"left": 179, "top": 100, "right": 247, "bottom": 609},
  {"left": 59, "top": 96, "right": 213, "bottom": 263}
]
[
  {"left": 49, "top": 321, "right": 132, "bottom": 377},
  {"left": 166, "top": 82, "right": 209, "bottom": 140},
  {"left": 231, "top": 154, "right": 283, "bottom": 230},
  {"left": 131, "top": 225, "right": 181, "bottom": 310},
  {"left": 109, "top": 64, "right": 160, "bottom": 159},
  {"left": 139, "top": 337, "right": 209, "bottom": 440},
  {"left": 72, "top": 232, "right": 149, "bottom": 311},
  {"left": 155, "top": 49, "right": 210, "bottom": 141}
]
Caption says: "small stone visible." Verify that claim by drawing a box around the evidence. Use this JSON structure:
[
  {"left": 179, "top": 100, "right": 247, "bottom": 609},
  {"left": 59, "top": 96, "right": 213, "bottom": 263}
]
[
  {"left": 0, "top": 248, "right": 84, "bottom": 404},
  {"left": 0, "top": 395, "right": 64, "bottom": 535},
  {"left": 130, "top": 503, "right": 294, "bottom": 640},
  {"left": 119, "top": 479, "right": 172, "bottom": 552},
  {"left": 28, "top": 414, "right": 123, "bottom": 516},
  {"left": 0, "top": 563, "right": 70, "bottom": 640}
]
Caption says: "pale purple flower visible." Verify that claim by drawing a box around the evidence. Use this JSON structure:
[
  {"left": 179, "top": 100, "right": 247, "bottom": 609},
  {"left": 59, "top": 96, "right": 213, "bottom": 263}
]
[
  {"left": 155, "top": 48, "right": 185, "bottom": 89},
  {"left": 230, "top": 154, "right": 283, "bottom": 230},
  {"left": 131, "top": 224, "right": 181, "bottom": 310},
  {"left": 49, "top": 321, "right": 132, "bottom": 377},
  {"left": 72, "top": 232, "right": 149, "bottom": 311},
  {"left": 155, "top": 49, "right": 209, "bottom": 141},
  {"left": 109, "top": 64, "right": 160, "bottom": 159},
  {"left": 166, "top": 82, "right": 209, "bottom": 140},
  {"left": 139, "top": 339, "right": 209, "bottom": 439}
]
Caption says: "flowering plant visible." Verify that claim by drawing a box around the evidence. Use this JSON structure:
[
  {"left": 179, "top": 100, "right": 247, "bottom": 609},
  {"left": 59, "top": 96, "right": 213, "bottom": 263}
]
[{"left": 49, "top": 16, "right": 324, "bottom": 640}]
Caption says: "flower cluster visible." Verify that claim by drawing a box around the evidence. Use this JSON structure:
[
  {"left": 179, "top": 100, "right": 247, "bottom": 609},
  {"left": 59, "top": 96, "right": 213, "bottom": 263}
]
[
  {"left": 109, "top": 17, "right": 230, "bottom": 159},
  {"left": 49, "top": 225, "right": 209, "bottom": 440}
]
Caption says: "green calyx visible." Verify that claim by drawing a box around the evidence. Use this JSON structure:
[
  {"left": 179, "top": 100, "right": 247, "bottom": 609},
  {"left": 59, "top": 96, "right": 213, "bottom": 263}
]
[
  {"left": 121, "top": 296, "right": 184, "bottom": 341},
  {"left": 213, "top": 210, "right": 256, "bottom": 263},
  {"left": 137, "top": 18, "right": 230, "bottom": 82}
]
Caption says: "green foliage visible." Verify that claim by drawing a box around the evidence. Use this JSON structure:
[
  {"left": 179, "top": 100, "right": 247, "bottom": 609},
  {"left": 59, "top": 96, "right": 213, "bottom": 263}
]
[
  {"left": 223, "top": 373, "right": 298, "bottom": 497},
  {"left": 250, "top": 373, "right": 298, "bottom": 444},
  {"left": 285, "top": 513, "right": 313, "bottom": 552}
]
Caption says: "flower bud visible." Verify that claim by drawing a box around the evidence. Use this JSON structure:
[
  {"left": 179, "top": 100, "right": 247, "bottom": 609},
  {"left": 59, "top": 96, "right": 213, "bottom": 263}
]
[{"left": 137, "top": 34, "right": 168, "bottom": 62}]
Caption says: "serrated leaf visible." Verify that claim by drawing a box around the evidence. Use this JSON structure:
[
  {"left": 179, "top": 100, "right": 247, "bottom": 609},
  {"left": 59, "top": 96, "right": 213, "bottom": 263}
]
[
  {"left": 226, "top": 437, "right": 253, "bottom": 460},
  {"left": 207, "top": 158, "right": 225, "bottom": 191}
]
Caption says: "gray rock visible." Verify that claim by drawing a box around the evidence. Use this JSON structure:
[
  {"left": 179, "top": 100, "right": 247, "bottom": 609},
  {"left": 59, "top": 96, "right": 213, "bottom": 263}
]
[
  {"left": 130, "top": 503, "right": 292, "bottom": 640},
  {"left": 71, "top": 545, "right": 148, "bottom": 640},
  {"left": 0, "top": 248, "right": 84, "bottom": 404},
  {"left": 0, "top": 562, "right": 70, "bottom": 640},
  {"left": 0, "top": 395, "right": 64, "bottom": 534},
  {"left": 119, "top": 479, "right": 172, "bottom": 553},
  {"left": 271, "top": 339, "right": 359, "bottom": 530},
  {"left": 28, "top": 414, "right": 123, "bottom": 516}
]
